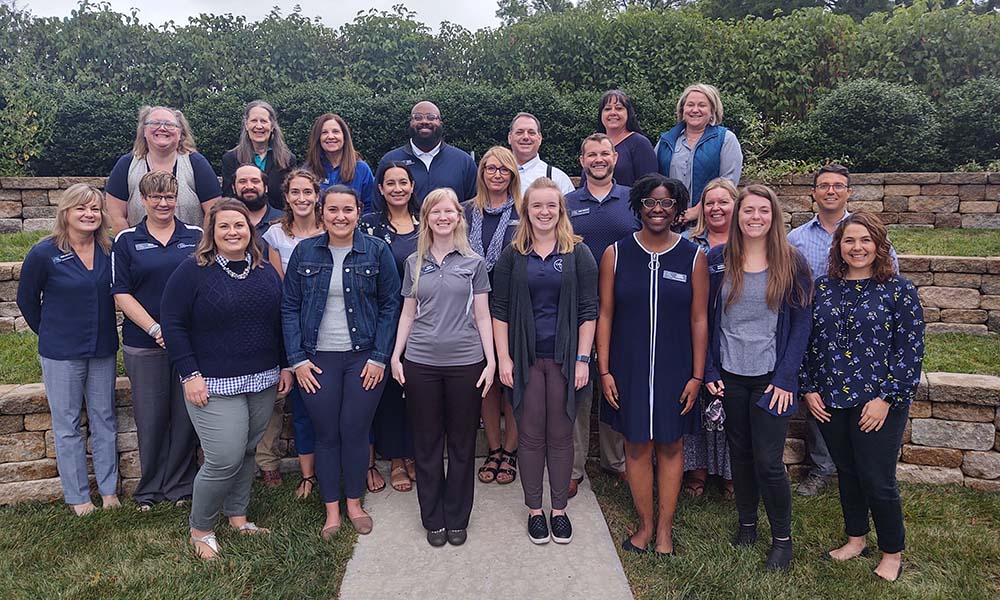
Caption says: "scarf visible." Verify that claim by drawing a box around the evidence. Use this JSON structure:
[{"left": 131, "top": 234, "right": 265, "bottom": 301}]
[{"left": 469, "top": 196, "right": 514, "bottom": 271}]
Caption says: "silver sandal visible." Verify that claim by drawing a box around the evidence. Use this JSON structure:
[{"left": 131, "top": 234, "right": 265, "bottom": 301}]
[{"left": 190, "top": 532, "right": 219, "bottom": 559}]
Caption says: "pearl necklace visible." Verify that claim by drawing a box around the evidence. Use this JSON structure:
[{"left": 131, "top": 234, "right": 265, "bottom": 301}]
[{"left": 215, "top": 253, "right": 252, "bottom": 280}]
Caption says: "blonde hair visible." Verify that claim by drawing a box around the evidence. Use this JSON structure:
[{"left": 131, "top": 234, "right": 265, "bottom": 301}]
[
  {"left": 690, "top": 177, "right": 738, "bottom": 238},
  {"left": 131, "top": 105, "right": 198, "bottom": 157},
  {"left": 193, "top": 199, "right": 264, "bottom": 268},
  {"left": 49, "top": 183, "right": 111, "bottom": 254},
  {"left": 472, "top": 146, "right": 522, "bottom": 212},
  {"left": 512, "top": 178, "right": 580, "bottom": 255},
  {"left": 676, "top": 83, "right": 725, "bottom": 126},
  {"left": 411, "top": 188, "right": 474, "bottom": 292}
]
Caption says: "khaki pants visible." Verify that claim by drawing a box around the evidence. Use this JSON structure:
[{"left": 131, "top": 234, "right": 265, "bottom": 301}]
[
  {"left": 254, "top": 397, "right": 285, "bottom": 472},
  {"left": 571, "top": 380, "right": 625, "bottom": 480}
]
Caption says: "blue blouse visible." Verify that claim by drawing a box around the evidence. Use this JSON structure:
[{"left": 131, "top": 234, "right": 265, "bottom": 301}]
[{"left": 801, "top": 275, "right": 925, "bottom": 409}]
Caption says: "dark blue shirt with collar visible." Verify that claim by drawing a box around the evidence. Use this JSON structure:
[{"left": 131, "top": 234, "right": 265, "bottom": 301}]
[
  {"left": 377, "top": 142, "right": 478, "bottom": 205},
  {"left": 255, "top": 205, "right": 286, "bottom": 261},
  {"left": 111, "top": 217, "right": 203, "bottom": 348},
  {"left": 564, "top": 183, "right": 640, "bottom": 263},
  {"left": 527, "top": 250, "right": 564, "bottom": 358},
  {"left": 16, "top": 237, "right": 119, "bottom": 360}
]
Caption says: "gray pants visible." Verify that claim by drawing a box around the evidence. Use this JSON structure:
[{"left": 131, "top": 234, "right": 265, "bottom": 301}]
[
  {"left": 571, "top": 379, "right": 626, "bottom": 480},
  {"left": 515, "top": 359, "right": 574, "bottom": 511},
  {"left": 40, "top": 355, "right": 119, "bottom": 505},
  {"left": 123, "top": 346, "right": 198, "bottom": 503},
  {"left": 186, "top": 385, "right": 276, "bottom": 531}
]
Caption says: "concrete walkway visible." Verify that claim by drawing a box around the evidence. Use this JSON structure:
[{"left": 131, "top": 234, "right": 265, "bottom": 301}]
[{"left": 339, "top": 461, "right": 634, "bottom": 600}]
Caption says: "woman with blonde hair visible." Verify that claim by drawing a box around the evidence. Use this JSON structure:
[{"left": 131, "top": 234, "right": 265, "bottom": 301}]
[
  {"left": 390, "top": 188, "right": 495, "bottom": 547},
  {"left": 106, "top": 105, "right": 222, "bottom": 232},
  {"left": 464, "top": 146, "right": 522, "bottom": 486},
  {"left": 17, "top": 184, "right": 120, "bottom": 515},
  {"left": 303, "top": 113, "right": 375, "bottom": 213},
  {"left": 492, "top": 178, "right": 598, "bottom": 544}
]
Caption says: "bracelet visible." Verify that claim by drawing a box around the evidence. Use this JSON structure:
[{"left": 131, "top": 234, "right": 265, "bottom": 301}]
[
  {"left": 180, "top": 371, "right": 202, "bottom": 384},
  {"left": 599, "top": 372, "right": 610, "bottom": 377},
  {"left": 146, "top": 323, "right": 161, "bottom": 338},
  {"left": 691, "top": 376, "right": 703, "bottom": 382}
]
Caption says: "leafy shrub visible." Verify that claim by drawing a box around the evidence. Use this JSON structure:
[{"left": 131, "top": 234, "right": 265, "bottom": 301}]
[{"left": 939, "top": 78, "right": 1000, "bottom": 167}]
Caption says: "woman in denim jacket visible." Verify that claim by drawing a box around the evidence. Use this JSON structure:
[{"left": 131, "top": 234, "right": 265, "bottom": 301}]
[{"left": 281, "top": 185, "right": 401, "bottom": 539}]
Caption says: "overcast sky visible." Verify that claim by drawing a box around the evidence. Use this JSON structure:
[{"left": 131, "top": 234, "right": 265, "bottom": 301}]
[{"left": 24, "top": 1, "right": 503, "bottom": 32}]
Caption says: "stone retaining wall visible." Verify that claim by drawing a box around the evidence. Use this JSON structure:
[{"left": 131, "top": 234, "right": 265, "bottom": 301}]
[
  {"left": 1, "top": 372, "right": 997, "bottom": 504},
  {"left": 2, "top": 173, "right": 1000, "bottom": 232}
]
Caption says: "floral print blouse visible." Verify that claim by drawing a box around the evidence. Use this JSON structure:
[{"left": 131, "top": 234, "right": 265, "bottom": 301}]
[{"left": 800, "top": 275, "right": 925, "bottom": 409}]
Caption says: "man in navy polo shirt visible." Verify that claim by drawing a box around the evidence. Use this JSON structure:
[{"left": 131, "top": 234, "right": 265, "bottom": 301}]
[
  {"left": 377, "top": 101, "right": 477, "bottom": 205},
  {"left": 564, "top": 133, "right": 639, "bottom": 497}
]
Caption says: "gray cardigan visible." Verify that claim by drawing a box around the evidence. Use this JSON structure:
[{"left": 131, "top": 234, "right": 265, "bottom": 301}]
[{"left": 491, "top": 242, "right": 599, "bottom": 419}]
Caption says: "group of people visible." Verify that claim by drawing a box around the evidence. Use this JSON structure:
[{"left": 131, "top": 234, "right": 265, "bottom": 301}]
[{"left": 16, "top": 83, "right": 923, "bottom": 582}]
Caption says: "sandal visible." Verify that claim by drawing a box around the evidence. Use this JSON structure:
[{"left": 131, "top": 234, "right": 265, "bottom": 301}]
[
  {"left": 723, "top": 480, "right": 735, "bottom": 500},
  {"left": 496, "top": 448, "right": 518, "bottom": 485},
  {"left": 295, "top": 475, "right": 317, "bottom": 500},
  {"left": 478, "top": 447, "right": 503, "bottom": 484},
  {"left": 404, "top": 457, "right": 417, "bottom": 481},
  {"left": 390, "top": 465, "right": 412, "bottom": 492},
  {"left": 190, "top": 532, "right": 220, "bottom": 560},
  {"left": 683, "top": 477, "right": 706, "bottom": 499},
  {"left": 136, "top": 501, "right": 155, "bottom": 513},
  {"left": 234, "top": 521, "right": 270, "bottom": 535},
  {"left": 366, "top": 464, "right": 386, "bottom": 493}
]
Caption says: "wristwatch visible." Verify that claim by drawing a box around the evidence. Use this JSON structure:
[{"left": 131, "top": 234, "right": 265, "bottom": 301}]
[{"left": 576, "top": 354, "right": 591, "bottom": 363}]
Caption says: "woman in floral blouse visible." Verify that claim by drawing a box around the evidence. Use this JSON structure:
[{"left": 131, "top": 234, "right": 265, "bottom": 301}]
[{"left": 800, "top": 211, "right": 924, "bottom": 583}]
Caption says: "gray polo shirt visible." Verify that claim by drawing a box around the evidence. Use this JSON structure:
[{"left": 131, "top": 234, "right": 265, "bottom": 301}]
[{"left": 402, "top": 249, "right": 491, "bottom": 367}]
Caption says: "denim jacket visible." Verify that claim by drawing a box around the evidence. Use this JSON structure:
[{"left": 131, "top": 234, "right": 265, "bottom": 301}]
[{"left": 281, "top": 231, "right": 401, "bottom": 366}]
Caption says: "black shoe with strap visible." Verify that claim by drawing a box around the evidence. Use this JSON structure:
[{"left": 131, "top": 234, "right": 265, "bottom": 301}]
[
  {"left": 478, "top": 446, "right": 503, "bottom": 484},
  {"left": 496, "top": 448, "right": 518, "bottom": 485}
]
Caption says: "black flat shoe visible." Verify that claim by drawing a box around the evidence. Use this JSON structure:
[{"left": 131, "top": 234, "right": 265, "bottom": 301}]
[
  {"left": 528, "top": 514, "right": 550, "bottom": 545},
  {"left": 550, "top": 512, "right": 572, "bottom": 544},
  {"left": 765, "top": 538, "right": 793, "bottom": 571},
  {"left": 621, "top": 536, "right": 647, "bottom": 554},
  {"left": 427, "top": 528, "right": 447, "bottom": 547},
  {"left": 822, "top": 546, "right": 871, "bottom": 561},
  {"left": 732, "top": 523, "right": 758, "bottom": 547},
  {"left": 446, "top": 529, "right": 467, "bottom": 546}
]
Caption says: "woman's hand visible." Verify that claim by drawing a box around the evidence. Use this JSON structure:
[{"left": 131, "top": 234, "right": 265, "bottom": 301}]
[
  {"left": 803, "top": 392, "right": 831, "bottom": 423},
  {"left": 277, "top": 369, "right": 294, "bottom": 398},
  {"left": 183, "top": 375, "right": 208, "bottom": 407},
  {"left": 679, "top": 378, "right": 701, "bottom": 416},
  {"left": 498, "top": 355, "right": 514, "bottom": 389},
  {"left": 153, "top": 331, "right": 165, "bottom": 349},
  {"left": 360, "top": 362, "right": 385, "bottom": 391},
  {"left": 706, "top": 380, "right": 725, "bottom": 397},
  {"left": 601, "top": 373, "right": 620, "bottom": 410},
  {"left": 477, "top": 361, "right": 496, "bottom": 398},
  {"left": 391, "top": 355, "right": 405, "bottom": 386},
  {"left": 859, "top": 397, "right": 890, "bottom": 433},
  {"left": 574, "top": 361, "right": 590, "bottom": 391},
  {"left": 295, "top": 360, "right": 323, "bottom": 394},
  {"left": 766, "top": 384, "right": 793, "bottom": 415}
]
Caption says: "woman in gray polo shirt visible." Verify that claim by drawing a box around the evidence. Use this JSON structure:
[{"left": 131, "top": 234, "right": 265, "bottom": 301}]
[{"left": 390, "top": 187, "right": 496, "bottom": 548}]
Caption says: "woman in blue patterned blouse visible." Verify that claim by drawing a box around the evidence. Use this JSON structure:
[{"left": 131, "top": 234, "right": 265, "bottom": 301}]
[{"left": 800, "top": 211, "right": 924, "bottom": 583}]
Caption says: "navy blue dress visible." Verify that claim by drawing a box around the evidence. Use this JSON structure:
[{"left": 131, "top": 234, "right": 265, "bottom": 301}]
[{"left": 608, "top": 233, "right": 699, "bottom": 444}]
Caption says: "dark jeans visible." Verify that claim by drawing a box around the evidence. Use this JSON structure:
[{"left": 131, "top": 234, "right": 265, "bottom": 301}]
[
  {"left": 819, "top": 403, "right": 909, "bottom": 553},
  {"left": 721, "top": 370, "right": 792, "bottom": 539},
  {"left": 302, "top": 351, "right": 385, "bottom": 503},
  {"left": 290, "top": 387, "right": 315, "bottom": 455},
  {"left": 514, "top": 358, "right": 574, "bottom": 511},
  {"left": 373, "top": 377, "right": 414, "bottom": 459},
  {"left": 404, "top": 358, "right": 484, "bottom": 531}
]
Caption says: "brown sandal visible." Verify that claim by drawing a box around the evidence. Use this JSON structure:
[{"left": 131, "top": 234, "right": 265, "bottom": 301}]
[
  {"left": 683, "top": 477, "right": 706, "bottom": 498},
  {"left": 390, "top": 465, "right": 412, "bottom": 492}
]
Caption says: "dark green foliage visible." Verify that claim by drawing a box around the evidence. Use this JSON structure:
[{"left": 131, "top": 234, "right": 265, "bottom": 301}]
[{"left": 939, "top": 78, "right": 1000, "bottom": 167}]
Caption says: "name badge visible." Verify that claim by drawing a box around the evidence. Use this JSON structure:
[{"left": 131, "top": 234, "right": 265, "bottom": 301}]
[
  {"left": 662, "top": 270, "right": 687, "bottom": 282},
  {"left": 52, "top": 253, "right": 75, "bottom": 264},
  {"left": 134, "top": 242, "right": 158, "bottom": 251},
  {"left": 421, "top": 263, "right": 437, "bottom": 274},
  {"left": 570, "top": 208, "right": 590, "bottom": 217},
  {"left": 709, "top": 264, "right": 726, "bottom": 274}
]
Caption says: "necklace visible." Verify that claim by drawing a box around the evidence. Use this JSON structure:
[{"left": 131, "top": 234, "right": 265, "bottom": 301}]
[
  {"left": 215, "top": 253, "right": 252, "bottom": 280},
  {"left": 836, "top": 278, "right": 871, "bottom": 349}
]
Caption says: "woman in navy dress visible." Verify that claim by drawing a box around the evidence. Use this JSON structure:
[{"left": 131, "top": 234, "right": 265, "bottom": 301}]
[{"left": 597, "top": 174, "right": 708, "bottom": 555}]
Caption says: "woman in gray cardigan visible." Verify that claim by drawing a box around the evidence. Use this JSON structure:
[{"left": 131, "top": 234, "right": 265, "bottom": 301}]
[{"left": 492, "top": 178, "right": 598, "bottom": 545}]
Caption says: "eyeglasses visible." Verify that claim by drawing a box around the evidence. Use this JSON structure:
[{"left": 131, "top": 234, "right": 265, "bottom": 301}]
[
  {"left": 485, "top": 165, "right": 512, "bottom": 176},
  {"left": 144, "top": 120, "right": 180, "bottom": 130},
  {"left": 410, "top": 113, "right": 441, "bottom": 122},
  {"left": 815, "top": 183, "right": 849, "bottom": 192},
  {"left": 640, "top": 197, "right": 677, "bottom": 210},
  {"left": 146, "top": 194, "right": 177, "bottom": 204}
]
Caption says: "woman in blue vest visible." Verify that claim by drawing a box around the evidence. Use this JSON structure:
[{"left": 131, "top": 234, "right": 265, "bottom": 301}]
[
  {"left": 17, "top": 184, "right": 120, "bottom": 515},
  {"left": 656, "top": 83, "right": 743, "bottom": 228}
]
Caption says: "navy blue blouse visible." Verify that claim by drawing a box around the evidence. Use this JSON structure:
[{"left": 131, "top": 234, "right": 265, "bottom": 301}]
[
  {"left": 801, "top": 275, "right": 925, "bottom": 409},
  {"left": 16, "top": 237, "right": 119, "bottom": 360}
]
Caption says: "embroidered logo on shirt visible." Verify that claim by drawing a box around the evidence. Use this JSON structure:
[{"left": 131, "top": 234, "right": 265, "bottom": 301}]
[
  {"left": 662, "top": 270, "right": 687, "bottom": 282},
  {"left": 177, "top": 243, "right": 197, "bottom": 249},
  {"left": 553, "top": 258, "right": 564, "bottom": 273},
  {"left": 570, "top": 208, "right": 591, "bottom": 217}
]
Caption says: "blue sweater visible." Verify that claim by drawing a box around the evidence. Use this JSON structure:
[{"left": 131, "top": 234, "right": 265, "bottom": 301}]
[
  {"left": 377, "top": 142, "right": 477, "bottom": 205},
  {"left": 705, "top": 244, "right": 813, "bottom": 416},
  {"left": 160, "top": 257, "right": 285, "bottom": 379}
]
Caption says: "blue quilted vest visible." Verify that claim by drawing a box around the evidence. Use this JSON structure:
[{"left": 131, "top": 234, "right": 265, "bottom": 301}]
[{"left": 657, "top": 123, "right": 727, "bottom": 207}]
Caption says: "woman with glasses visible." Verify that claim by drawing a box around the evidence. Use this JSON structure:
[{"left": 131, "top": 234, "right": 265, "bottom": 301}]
[
  {"left": 112, "top": 171, "right": 203, "bottom": 511},
  {"left": 106, "top": 105, "right": 222, "bottom": 233},
  {"left": 222, "top": 100, "right": 297, "bottom": 211},
  {"left": 465, "top": 146, "right": 522, "bottom": 487},
  {"left": 303, "top": 113, "right": 375, "bottom": 213},
  {"left": 597, "top": 174, "right": 707, "bottom": 555}
]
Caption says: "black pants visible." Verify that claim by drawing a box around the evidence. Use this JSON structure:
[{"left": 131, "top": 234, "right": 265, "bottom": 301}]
[
  {"left": 404, "top": 358, "right": 484, "bottom": 531},
  {"left": 373, "top": 377, "right": 414, "bottom": 459},
  {"left": 819, "top": 403, "right": 909, "bottom": 553},
  {"left": 721, "top": 370, "right": 792, "bottom": 539}
]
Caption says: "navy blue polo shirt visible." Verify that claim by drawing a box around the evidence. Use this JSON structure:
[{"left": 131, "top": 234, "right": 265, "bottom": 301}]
[
  {"left": 564, "top": 183, "right": 639, "bottom": 263},
  {"left": 527, "top": 250, "right": 564, "bottom": 358},
  {"left": 112, "top": 218, "right": 203, "bottom": 348},
  {"left": 16, "top": 238, "right": 119, "bottom": 360},
  {"left": 255, "top": 205, "right": 286, "bottom": 262}
]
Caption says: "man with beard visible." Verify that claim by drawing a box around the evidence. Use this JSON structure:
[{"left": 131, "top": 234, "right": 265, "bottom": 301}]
[
  {"left": 508, "top": 112, "right": 575, "bottom": 195},
  {"left": 564, "top": 133, "right": 639, "bottom": 498},
  {"left": 377, "top": 101, "right": 477, "bottom": 205},
  {"left": 234, "top": 163, "right": 289, "bottom": 488}
]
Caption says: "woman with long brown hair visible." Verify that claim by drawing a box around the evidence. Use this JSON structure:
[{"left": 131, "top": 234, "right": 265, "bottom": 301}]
[
  {"left": 704, "top": 184, "right": 811, "bottom": 571},
  {"left": 303, "top": 113, "right": 375, "bottom": 213}
]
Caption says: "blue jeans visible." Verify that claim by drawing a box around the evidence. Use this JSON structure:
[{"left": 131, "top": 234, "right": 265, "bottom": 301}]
[
  {"left": 288, "top": 387, "right": 315, "bottom": 455},
  {"left": 40, "top": 355, "right": 119, "bottom": 505}
]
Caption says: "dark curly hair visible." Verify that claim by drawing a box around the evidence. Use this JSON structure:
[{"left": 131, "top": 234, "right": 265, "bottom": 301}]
[
  {"left": 827, "top": 211, "right": 895, "bottom": 283},
  {"left": 628, "top": 173, "right": 689, "bottom": 228}
]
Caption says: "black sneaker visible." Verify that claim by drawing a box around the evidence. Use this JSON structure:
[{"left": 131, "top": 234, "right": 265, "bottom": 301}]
[
  {"left": 765, "top": 537, "right": 793, "bottom": 571},
  {"left": 446, "top": 528, "right": 467, "bottom": 546},
  {"left": 528, "top": 513, "right": 550, "bottom": 544},
  {"left": 550, "top": 512, "right": 573, "bottom": 544},
  {"left": 427, "top": 528, "right": 447, "bottom": 547},
  {"left": 732, "top": 523, "right": 758, "bottom": 547}
]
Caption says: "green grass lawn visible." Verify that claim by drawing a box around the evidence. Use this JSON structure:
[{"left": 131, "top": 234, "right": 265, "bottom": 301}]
[
  {"left": 590, "top": 471, "right": 1000, "bottom": 600},
  {"left": 0, "top": 332, "right": 124, "bottom": 385},
  {"left": 0, "top": 231, "right": 46, "bottom": 262},
  {"left": 0, "top": 480, "right": 356, "bottom": 600},
  {"left": 889, "top": 228, "right": 1000, "bottom": 257}
]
